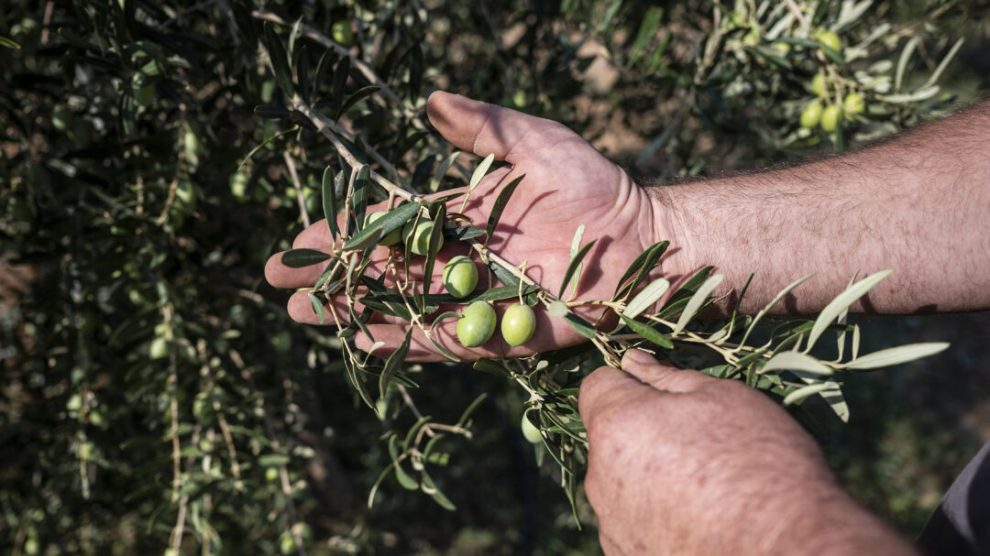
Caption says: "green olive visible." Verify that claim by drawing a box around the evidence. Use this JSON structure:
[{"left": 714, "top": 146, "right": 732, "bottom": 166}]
[
  {"left": 456, "top": 301, "right": 496, "bottom": 348},
  {"left": 365, "top": 211, "right": 402, "bottom": 246},
  {"left": 820, "top": 104, "right": 843, "bottom": 133},
  {"left": 500, "top": 303, "right": 536, "bottom": 347},
  {"left": 265, "top": 467, "right": 279, "bottom": 482},
  {"left": 771, "top": 41, "right": 791, "bottom": 55},
  {"left": 402, "top": 219, "right": 443, "bottom": 256},
  {"left": 442, "top": 256, "right": 479, "bottom": 298},
  {"left": 52, "top": 105, "right": 71, "bottom": 131},
  {"left": 331, "top": 20, "right": 353, "bottom": 46},
  {"left": 521, "top": 414, "right": 542, "bottom": 444},
  {"left": 800, "top": 100, "right": 823, "bottom": 129},
  {"left": 809, "top": 73, "right": 828, "bottom": 98},
  {"left": 816, "top": 29, "right": 841, "bottom": 52},
  {"left": 843, "top": 92, "right": 866, "bottom": 116},
  {"left": 149, "top": 337, "right": 168, "bottom": 359}
]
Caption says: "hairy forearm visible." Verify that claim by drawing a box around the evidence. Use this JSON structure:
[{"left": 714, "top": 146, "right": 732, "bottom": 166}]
[{"left": 653, "top": 102, "right": 990, "bottom": 314}]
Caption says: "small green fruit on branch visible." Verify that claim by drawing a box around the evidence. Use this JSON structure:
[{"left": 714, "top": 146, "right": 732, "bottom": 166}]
[
  {"left": 442, "top": 256, "right": 479, "bottom": 299},
  {"left": 456, "top": 301, "right": 497, "bottom": 348},
  {"left": 501, "top": 304, "right": 536, "bottom": 347}
]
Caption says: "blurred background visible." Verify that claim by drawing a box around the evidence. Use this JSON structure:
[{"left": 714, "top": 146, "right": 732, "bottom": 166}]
[{"left": 1, "top": 1, "right": 989, "bottom": 554}]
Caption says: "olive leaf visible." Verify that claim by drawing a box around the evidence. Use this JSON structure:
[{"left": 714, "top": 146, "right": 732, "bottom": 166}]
[
  {"left": 619, "top": 316, "right": 674, "bottom": 349},
  {"left": 672, "top": 274, "right": 724, "bottom": 334},
  {"left": 308, "top": 293, "right": 325, "bottom": 324},
  {"left": 613, "top": 241, "right": 669, "bottom": 299},
  {"left": 761, "top": 351, "right": 833, "bottom": 376},
  {"left": 485, "top": 174, "right": 525, "bottom": 242},
  {"left": 558, "top": 239, "right": 597, "bottom": 298},
  {"left": 281, "top": 248, "right": 331, "bottom": 267},
  {"left": 419, "top": 204, "right": 447, "bottom": 311},
  {"left": 806, "top": 270, "right": 892, "bottom": 351},
  {"left": 339, "top": 85, "right": 380, "bottom": 116},
  {"left": 263, "top": 23, "right": 294, "bottom": 97},
  {"left": 845, "top": 342, "right": 949, "bottom": 370},
  {"left": 321, "top": 165, "right": 339, "bottom": 239},
  {"left": 621, "top": 278, "right": 670, "bottom": 320},
  {"left": 378, "top": 329, "right": 413, "bottom": 401},
  {"left": 330, "top": 55, "right": 351, "bottom": 116}
]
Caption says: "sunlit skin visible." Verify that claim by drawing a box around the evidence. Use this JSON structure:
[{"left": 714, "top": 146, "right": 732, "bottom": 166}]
[{"left": 264, "top": 91, "right": 675, "bottom": 361}]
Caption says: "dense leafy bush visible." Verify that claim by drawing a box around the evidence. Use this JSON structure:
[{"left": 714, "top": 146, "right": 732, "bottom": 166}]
[{"left": 1, "top": 1, "right": 985, "bottom": 553}]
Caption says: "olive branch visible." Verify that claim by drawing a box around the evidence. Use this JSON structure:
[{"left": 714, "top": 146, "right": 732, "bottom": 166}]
[{"left": 257, "top": 14, "right": 952, "bottom": 511}]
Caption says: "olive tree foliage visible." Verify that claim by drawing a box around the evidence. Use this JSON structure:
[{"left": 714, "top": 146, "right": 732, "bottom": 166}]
[{"left": 0, "top": 0, "right": 968, "bottom": 553}]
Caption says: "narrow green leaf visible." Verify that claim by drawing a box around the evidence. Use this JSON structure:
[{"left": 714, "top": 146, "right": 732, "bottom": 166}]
[
  {"left": 622, "top": 278, "right": 670, "bottom": 319},
  {"left": 311, "top": 47, "right": 334, "bottom": 99},
  {"left": 263, "top": 23, "right": 294, "bottom": 97},
  {"left": 379, "top": 329, "right": 413, "bottom": 400},
  {"left": 485, "top": 174, "right": 525, "bottom": 241},
  {"left": 845, "top": 342, "right": 949, "bottom": 370},
  {"left": 443, "top": 224, "right": 485, "bottom": 241},
  {"left": 0, "top": 36, "right": 21, "bottom": 50},
  {"left": 420, "top": 204, "right": 447, "bottom": 311},
  {"left": 388, "top": 436, "right": 419, "bottom": 490},
  {"left": 783, "top": 383, "right": 835, "bottom": 406},
  {"left": 421, "top": 472, "right": 456, "bottom": 511},
  {"left": 343, "top": 202, "right": 418, "bottom": 251},
  {"left": 321, "top": 166, "right": 339, "bottom": 239},
  {"left": 258, "top": 454, "right": 290, "bottom": 467},
  {"left": 281, "top": 248, "right": 331, "bottom": 268},
  {"left": 558, "top": 239, "right": 597, "bottom": 298},
  {"left": 761, "top": 351, "right": 833, "bottom": 376},
  {"left": 613, "top": 241, "right": 670, "bottom": 299},
  {"left": 431, "top": 151, "right": 461, "bottom": 190},
  {"left": 308, "top": 293, "right": 326, "bottom": 324},
  {"left": 630, "top": 7, "right": 663, "bottom": 63},
  {"left": 470, "top": 153, "right": 496, "bottom": 189},
  {"left": 455, "top": 394, "right": 488, "bottom": 428},
  {"left": 673, "top": 274, "right": 724, "bottom": 333},
  {"left": 567, "top": 224, "right": 586, "bottom": 297},
  {"left": 926, "top": 38, "right": 964, "bottom": 87},
  {"left": 351, "top": 165, "right": 370, "bottom": 233},
  {"left": 330, "top": 55, "right": 351, "bottom": 116},
  {"left": 563, "top": 313, "right": 598, "bottom": 340},
  {"left": 619, "top": 316, "right": 674, "bottom": 349},
  {"left": 807, "top": 270, "right": 892, "bottom": 350},
  {"left": 339, "top": 84, "right": 380, "bottom": 115}
]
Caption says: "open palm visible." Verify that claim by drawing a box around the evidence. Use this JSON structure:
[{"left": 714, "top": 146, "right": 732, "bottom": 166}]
[{"left": 265, "top": 92, "right": 670, "bottom": 361}]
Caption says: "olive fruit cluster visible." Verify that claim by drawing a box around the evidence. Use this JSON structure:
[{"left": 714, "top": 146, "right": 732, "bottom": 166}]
[
  {"left": 801, "top": 75, "right": 867, "bottom": 133},
  {"left": 364, "top": 207, "right": 538, "bottom": 349},
  {"left": 454, "top": 300, "right": 537, "bottom": 348},
  {"left": 439, "top": 257, "right": 538, "bottom": 349}
]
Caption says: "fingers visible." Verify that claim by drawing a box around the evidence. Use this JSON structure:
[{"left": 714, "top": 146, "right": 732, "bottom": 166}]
[
  {"left": 578, "top": 350, "right": 713, "bottom": 424},
  {"left": 578, "top": 365, "right": 648, "bottom": 423},
  {"left": 426, "top": 91, "right": 567, "bottom": 163},
  {"left": 620, "top": 349, "right": 713, "bottom": 393}
]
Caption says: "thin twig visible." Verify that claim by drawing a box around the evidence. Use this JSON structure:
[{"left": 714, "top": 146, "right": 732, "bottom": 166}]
[{"left": 283, "top": 151, "right": 311, "bottom": 227}]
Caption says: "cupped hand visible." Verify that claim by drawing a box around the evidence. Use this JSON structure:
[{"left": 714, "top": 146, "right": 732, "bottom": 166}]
[{"left": 265, "top": 91, "right": 677, "bottom": 361}]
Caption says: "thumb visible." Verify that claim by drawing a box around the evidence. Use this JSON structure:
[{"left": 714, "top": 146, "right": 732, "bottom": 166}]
[
  {"left": 426, "top": 91, "right": 562, "bottom": 163},
  {"left": 621, "top": 349, "right": 711, "bottom": 393}
]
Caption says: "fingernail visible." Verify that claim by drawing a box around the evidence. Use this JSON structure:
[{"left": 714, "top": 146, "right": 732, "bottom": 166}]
[{"left": 622, "top": 348, "right": 656, "bottom": 367}]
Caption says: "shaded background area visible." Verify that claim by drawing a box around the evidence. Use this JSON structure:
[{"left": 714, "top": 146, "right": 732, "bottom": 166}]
[{"left": 1, "top": 1, "right": 989, "bottom": 554}]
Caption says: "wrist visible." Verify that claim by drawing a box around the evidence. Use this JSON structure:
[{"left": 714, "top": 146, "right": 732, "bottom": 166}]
[{"left": 644, "top": 182, "right": 715, "bottom": 282}]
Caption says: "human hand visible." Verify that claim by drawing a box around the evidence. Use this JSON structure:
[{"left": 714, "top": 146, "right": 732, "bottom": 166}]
[
  {"left": 579, "top": 350, "right": 914, "bottom": 556},
  {"left": 265, "top": 92, "right": 678, "bottom": 361}
]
